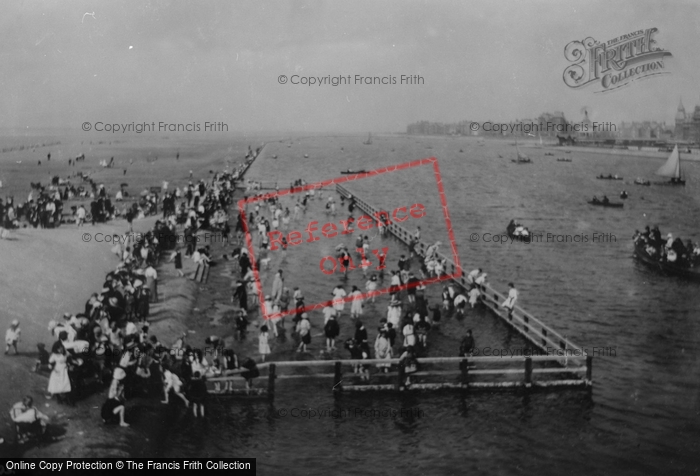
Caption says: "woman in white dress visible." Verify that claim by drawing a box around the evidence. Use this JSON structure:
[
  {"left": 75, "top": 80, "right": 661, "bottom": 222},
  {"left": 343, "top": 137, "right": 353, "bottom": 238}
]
[
  {"left": 349, "top": 286, "right": 363, "bottom": 318},
  {"left": 258, "top": 325, "right": 271, "bottom": 362},
  {"left": 47, "top": 343, "right": 71, "bottom": 403},
  {"left": 332, "top": 285, "right": 347, "bottom": 316}
]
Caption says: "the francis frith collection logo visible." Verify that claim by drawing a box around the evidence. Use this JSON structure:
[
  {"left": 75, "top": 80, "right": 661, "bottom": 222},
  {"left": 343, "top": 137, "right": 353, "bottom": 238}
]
[{"left": 563, "top": 28, "right": 672, "bottom": 93}]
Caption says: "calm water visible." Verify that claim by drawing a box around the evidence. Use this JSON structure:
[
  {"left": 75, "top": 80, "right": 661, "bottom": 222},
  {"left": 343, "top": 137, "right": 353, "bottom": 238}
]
[{"left": 166, "top": 135, "right": 700, "bottom": 475}]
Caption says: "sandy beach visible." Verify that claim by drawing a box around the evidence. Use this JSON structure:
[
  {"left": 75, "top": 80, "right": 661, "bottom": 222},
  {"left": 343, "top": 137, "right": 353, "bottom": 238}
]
[{"left": 0, "top": 135, "right": 262, "bottom": 456}]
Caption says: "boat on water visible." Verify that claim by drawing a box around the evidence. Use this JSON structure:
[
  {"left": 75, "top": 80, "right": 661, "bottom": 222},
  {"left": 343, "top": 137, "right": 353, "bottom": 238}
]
[
  {"left": 544, "top": 152, "right": 554, "bottom": 156},
  {"left": 363, "top": 133, "right": 372, "bottom": 145},
  {"left": 588, "top": 197, "right": 623, "bottom": 208},
  {"left": 340, "top": 169, "right": 368, "bottom": 175},
  {"left": 512, "top": 141, "right": 532, "bottom": 163},
  {"left": 557, "top": 158, "right": 572, "bottom": 162},
  {"left": 654, "top": 145, "right": 685, "bottom": 185},
  {"left": 633, "top": 239, "right": 700, "bottom": 281},
  {"left": 506, "top": 219, "right": 532, "bottom": 242},
  {"left": 596, "top": 174, "right": 623, "bottom": 180},
  {"left": 634, "top": 177, "right": 651, "bottom": 186}
]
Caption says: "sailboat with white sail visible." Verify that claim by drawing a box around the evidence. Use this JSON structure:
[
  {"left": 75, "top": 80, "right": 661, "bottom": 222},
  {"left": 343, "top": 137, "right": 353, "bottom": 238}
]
[
  {"left": 655, "top": 145, "right": 685, "bottom": 186},
  {"left": 512, "top": 140, "right": 531, "bottom": 163},
  {"left": 363, "top": 133, "right": 372, "bottom": 145}
]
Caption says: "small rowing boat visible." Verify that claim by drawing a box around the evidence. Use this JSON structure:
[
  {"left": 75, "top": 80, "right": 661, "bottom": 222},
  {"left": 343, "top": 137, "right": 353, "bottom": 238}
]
[
  {"left": 588, "top": 199, "right": 623, "bottom": 208},
  {"left": 340, "top": 169, "right": 368, "bottom": 175}
]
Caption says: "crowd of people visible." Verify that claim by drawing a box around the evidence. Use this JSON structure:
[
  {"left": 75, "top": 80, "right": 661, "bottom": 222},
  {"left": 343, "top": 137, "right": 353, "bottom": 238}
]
[
  {"left": 4, "top": 151, "right": 261, "bottom": 443},
  {"left": 634, "top": 225, "right": 700, "bottom": 267},
  {"left": 4, "top": 143, "right": 528, "bottom": 444},
  {"left": 230, "top": 187, "right": 517, "bottom": 391}
]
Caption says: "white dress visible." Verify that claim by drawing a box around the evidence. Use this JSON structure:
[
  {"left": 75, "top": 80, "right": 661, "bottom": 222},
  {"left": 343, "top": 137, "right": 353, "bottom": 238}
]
[
  {"left": 350, "top": 291, "right": 363, "bottom": 316},
  {"left": 258, "top": 332, "right": 271, "bottom": 355},
  {"left": 332, "top": 288, "right": 347, "bottom": 311},
  {"left": 48, "top": 353, "right": 71, "bottom": 395}
]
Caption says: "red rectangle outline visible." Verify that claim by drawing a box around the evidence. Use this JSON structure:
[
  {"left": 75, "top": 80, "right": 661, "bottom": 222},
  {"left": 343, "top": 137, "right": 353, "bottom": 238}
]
[{"left": 237, "top": 157, "right": 462, "bottom": 321}]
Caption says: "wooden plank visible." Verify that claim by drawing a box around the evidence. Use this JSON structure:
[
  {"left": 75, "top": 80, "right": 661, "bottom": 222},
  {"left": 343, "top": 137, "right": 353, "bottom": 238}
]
[
  {"left": 275, "top": 373, "right": 336, "bottom": 379},
  {"left": 469, "top": 369, "right": 524, "bottom": 375},
  {"left": 532, "top": 367, "right": 587, "bottom": 374}
]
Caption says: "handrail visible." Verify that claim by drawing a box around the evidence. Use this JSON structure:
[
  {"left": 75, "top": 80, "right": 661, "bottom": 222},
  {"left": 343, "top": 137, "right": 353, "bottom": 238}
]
[{"left": 208, "top": 355, "right": 587, "bottom": 376}]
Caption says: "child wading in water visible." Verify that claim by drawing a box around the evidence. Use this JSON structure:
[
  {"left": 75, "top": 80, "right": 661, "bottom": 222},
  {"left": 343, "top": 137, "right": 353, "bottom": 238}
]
[{"left": 187, "top": 371, "right": 208, "bottom": 417}]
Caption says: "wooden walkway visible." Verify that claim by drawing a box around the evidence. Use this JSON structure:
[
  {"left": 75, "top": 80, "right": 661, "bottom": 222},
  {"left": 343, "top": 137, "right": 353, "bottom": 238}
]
[{"left": 204, "top": 181, "right": 592, "bottom": 398}]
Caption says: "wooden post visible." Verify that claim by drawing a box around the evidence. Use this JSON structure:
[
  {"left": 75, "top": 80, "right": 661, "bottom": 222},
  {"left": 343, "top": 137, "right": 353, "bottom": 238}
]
[
  {"left": 586, "top": 356, "right": 593, "bottom": 384},
  {"left": 333, "top": 361, "right": 342, "bottom": 396},
  {"left": 396, "top": 363, "right": 405, "bottom": 391},
  {"left": 460, "top": 357, "right": 469, "bottom": 388},
  {"left": 524, "top": 357, "right": 532, "bottom": 387},
  {"left": 267, "top": 363, "right": 276, "bottom": 400}
]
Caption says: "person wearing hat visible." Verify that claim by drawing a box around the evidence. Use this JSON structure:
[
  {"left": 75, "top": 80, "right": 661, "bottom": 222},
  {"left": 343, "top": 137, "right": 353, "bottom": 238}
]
[
  {"left": 454, "top": 292, "right": 468, "bottom": 317},
  {"left": 5, "top": 319, "right": 21, "bottom": 355},
  {"left": 101, "top": 368, "right": 129, "bottom": 427},
  {"left": 10, "top": 396, "right": 50, "bottom": 443},
  {"left": 296, "top": 314, "right": 311, "bottom": 353}
]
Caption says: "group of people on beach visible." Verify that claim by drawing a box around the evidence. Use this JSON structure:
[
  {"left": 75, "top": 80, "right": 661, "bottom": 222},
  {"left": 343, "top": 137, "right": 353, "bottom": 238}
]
[{"left": 4, "top": 152, "right": 266, "bottom": 442}]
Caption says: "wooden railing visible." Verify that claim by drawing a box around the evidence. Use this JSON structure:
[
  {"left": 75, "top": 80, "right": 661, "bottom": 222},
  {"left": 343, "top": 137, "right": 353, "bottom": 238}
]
[
  {"left": 336, "top": 183, "right": 586, "bottom": 369},
  {"left": 207, "top": 355, "right": 592, "bottom": 396}
]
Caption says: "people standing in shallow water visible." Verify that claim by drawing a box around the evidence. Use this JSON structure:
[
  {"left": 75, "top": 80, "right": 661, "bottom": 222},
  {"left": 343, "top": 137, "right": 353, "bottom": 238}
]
[
  {"left": 187, "top": 371, "right": 208, "bottom": 418},
  {"left": 324, "top": 312, "right": 340, "bottom": 351}
]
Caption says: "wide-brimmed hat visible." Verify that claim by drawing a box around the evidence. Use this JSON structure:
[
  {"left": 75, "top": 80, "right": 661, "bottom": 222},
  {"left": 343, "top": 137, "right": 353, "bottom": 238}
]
[{"left": 113, "top": 368, "right": 126, "bottom": 380}]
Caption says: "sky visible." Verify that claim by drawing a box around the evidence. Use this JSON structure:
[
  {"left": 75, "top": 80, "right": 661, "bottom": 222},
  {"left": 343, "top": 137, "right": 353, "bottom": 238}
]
[{"left": 1, "top": 0, "right": 699, "bottom": 133}]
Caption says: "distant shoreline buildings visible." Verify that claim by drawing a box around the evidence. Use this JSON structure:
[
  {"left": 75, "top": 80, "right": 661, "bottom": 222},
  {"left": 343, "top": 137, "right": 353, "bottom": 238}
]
[{"left": 407, "top": 100, "right": 700, "bottom": 144}]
